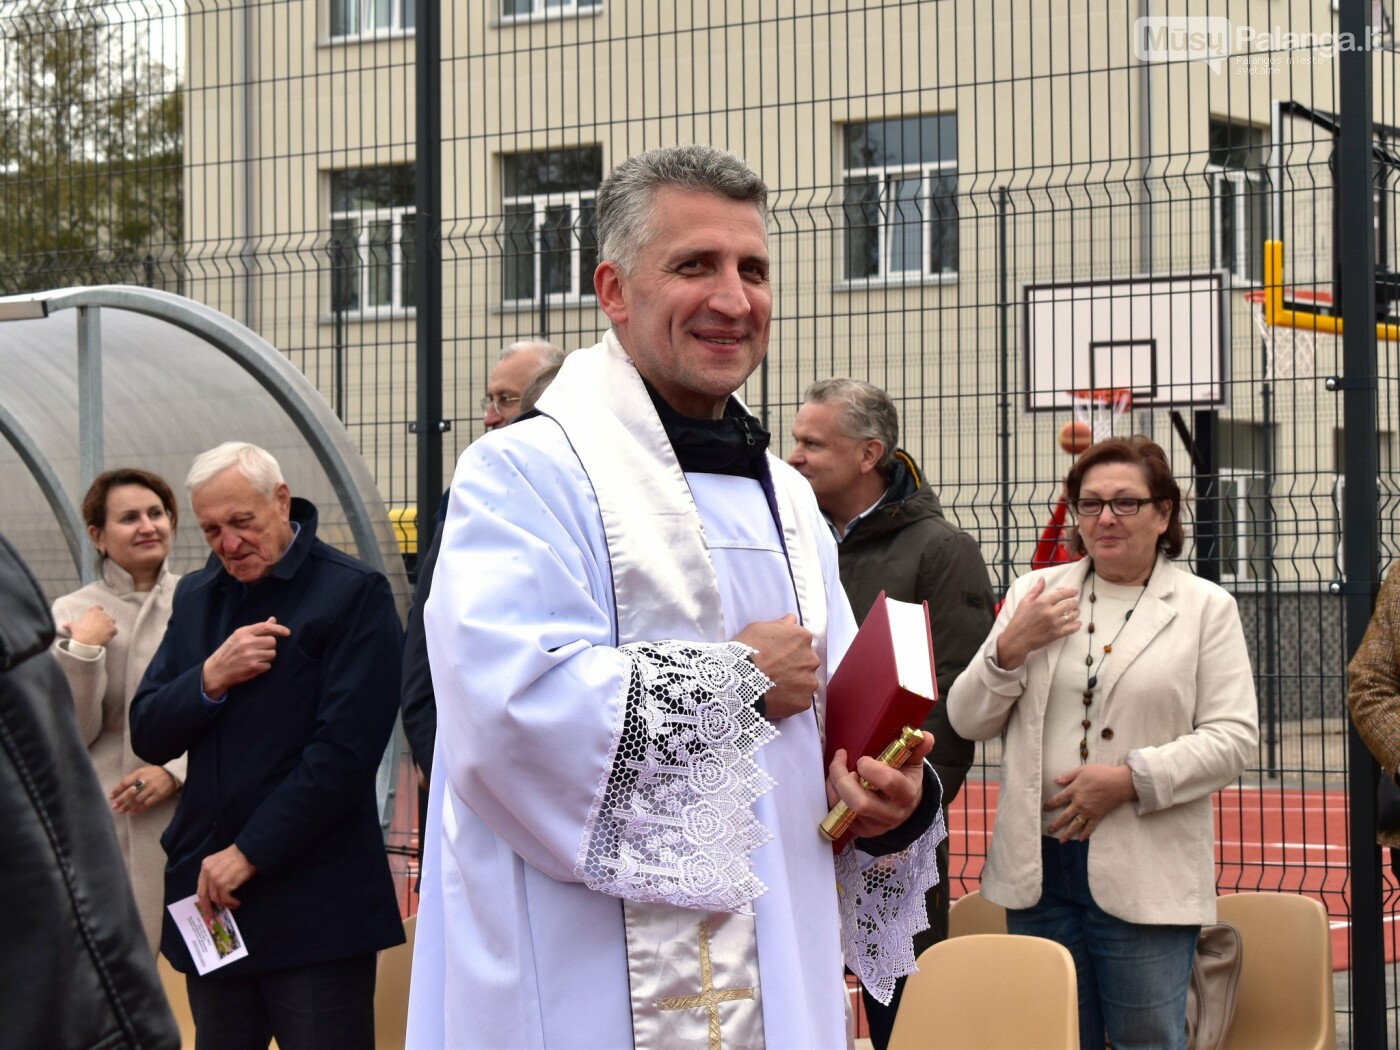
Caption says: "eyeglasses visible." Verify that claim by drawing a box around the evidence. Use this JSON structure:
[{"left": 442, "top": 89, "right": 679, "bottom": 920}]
[
  {"left": 1071, "top": 497, "right": 1156, "bottom": 518},
  {"left": 480, "top": 394, "right": 522, "bottom": 413}
]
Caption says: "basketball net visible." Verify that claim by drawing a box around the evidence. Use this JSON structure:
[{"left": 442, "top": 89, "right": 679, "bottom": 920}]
[
  {"left": 1069, "top": 388, "right": 1133, "bottom": 442},
  {"left": 1246, "top": 290, "right": 1317, "bottom": 387}
]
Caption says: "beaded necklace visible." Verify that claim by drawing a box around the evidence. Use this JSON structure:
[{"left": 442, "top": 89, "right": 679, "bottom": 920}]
[{"left": 1078, "top": 567, "right": 1150, "bottom": 763}]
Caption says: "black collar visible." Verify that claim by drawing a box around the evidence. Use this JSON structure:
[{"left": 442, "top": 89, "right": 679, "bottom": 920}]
[{"left": 643, "top": 380, "right": 771, "bottom": 479}]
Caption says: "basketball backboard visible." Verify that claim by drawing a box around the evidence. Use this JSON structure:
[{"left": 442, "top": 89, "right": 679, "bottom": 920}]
[
  {"left": 1023, "top": 272, "right": 1227, "bottom": 413},
  {"left": 1271, "top": 99, "right": 1400, "bottom": 318}
]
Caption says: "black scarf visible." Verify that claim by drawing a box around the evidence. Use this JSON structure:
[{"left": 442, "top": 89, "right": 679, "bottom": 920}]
[{"left": 644, "top": 379, "right": 771, "bottom": 480}]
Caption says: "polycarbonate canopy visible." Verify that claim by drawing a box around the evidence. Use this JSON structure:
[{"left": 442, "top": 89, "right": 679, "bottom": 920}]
[{"left": 0, "top": 285, "right": 409, "bottom": 616}]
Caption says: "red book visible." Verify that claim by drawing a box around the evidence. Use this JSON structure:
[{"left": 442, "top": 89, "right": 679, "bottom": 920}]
[{"left": 822, "top": 592, "right": 937, "bottom": 849}]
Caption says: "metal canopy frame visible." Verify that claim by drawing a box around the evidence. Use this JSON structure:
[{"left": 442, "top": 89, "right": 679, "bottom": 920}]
[
  {"left": 0, "top": 285, "right": 392, "bottom": 583},
  {"left": 0, "top": 285, "right": 408, "bottom": 834}
]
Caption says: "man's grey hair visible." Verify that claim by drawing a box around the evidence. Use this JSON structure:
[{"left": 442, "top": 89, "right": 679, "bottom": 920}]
[
  {"left": 519, "top": 363, "right": 562, "bottom": 414},
  {"left": 499, "top": 339, "right": 566, "bottom": 370},
  {"left": 802, "top": 378, "right": 900, "bottom": 477},
  {"left": 186, "top": 441, "right": 286, "bottom": 499},
  {"left": 596, "top": 145, "right": 769, "bottom": 274}
]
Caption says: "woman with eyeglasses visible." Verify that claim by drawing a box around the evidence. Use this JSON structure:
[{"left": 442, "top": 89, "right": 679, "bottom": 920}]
[
  {"left": 947, "top": 435, "right": 1258, "bottom": 1050},
  {"left": 50, "top": 468, "right": 185, "bottom": 950}
]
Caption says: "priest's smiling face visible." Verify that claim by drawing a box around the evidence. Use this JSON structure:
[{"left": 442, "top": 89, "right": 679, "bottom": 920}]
[{"left": 595, "top": 186, "right": 772, "bottom": 420}]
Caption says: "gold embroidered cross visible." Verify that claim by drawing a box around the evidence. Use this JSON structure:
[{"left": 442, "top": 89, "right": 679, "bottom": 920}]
[{"left": 654, "top": 919, "right": 756, "bottom": 1050}]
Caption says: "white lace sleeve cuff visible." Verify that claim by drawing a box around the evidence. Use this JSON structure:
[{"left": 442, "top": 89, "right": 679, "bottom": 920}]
[
  {"left": 834, "top": 805, "right": 948, "bottom": 1005},
  {"left": 574, "top": 640, "right": 778, "bottom": 914}
]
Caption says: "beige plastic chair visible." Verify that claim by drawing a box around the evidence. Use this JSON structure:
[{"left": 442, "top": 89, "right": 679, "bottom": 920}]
[
  {"left": 887, "top": 933, "right": 1078, "bottom": 1050},
  {"left": 373, "top": 914, "right": 418, "bottom": 1050},
  {"left": 1216, "top": 892, "right": 1336, "bottom": 1050},
  {"left": 948, "top": 890, "right": 1007, "bottom": 938},
  {"left": 156, "top": 954, "right": 197, "bottom": 1050}
]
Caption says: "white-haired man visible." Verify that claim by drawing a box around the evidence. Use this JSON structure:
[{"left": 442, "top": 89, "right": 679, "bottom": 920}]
[
  {"left": 482, "top": 339, "right": 566, "bottom": 430},
  {"left": 131, "top": 442, "right": 404, "bottom": 1050},
  {"left": 409, "top": 145, "right": 945, "bottom": 1049}
]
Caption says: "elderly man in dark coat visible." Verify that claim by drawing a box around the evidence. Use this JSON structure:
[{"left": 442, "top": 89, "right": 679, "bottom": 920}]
[{"left": 131, "top": 441, "right": 404, "bottom": 1050}]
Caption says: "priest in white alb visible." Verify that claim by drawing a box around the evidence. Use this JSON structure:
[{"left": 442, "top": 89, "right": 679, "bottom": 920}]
[{"left": 408, "top": 144, "right": 947, "bottom": 1050}]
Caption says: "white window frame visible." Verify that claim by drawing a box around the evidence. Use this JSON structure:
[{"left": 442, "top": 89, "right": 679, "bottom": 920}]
[
  {"left": 1217, "top": 467, "right": 1264, "bottom": 580},
  {"left": 842, "top": 163, "right": 959, "bottom": 285},
  {"left": 840, "top": 114, "right": 959, "bottom": 288},
  {"left": 1334, "top": 474, "right": 1347, "bottom": 579},
  {"left": 500, "top": 189, "right": 597, "bottom": 307},
  {"left": 330, "top": 0, "right": 413, "bottom": 40},
  {"left": 1374, "top": 181, "right": 1400, "bottom": 304},
  {"left": 330, "top": 203, "right": 416, "bottom": 317},
  {"left": 499, "top": 0, "right": 601, "bottom": 23},
  {"left": 1209, "top": 168, "right": 1267, "bottom": 286}
]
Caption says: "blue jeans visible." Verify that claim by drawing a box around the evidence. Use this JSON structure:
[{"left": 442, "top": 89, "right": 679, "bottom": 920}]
[{"left": 1006, "top": 837, "right": 1199, "bottom": 1050}]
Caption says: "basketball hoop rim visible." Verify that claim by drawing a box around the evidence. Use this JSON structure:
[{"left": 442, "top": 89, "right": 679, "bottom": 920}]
[
  {"left": 1244, "top": 287, "right": 1333, "bottom": 308},
  {"left": 1068, "top": 387, "right": 1134, "bottom": 406}
]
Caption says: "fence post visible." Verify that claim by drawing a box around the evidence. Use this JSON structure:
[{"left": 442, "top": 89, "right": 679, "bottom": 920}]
[
  {"left": 413, "top": 0, "right": 444, "bottom": 576},
  {"left": 997, "top": 186, "right": 1012, "bottom": 590},
  {"left": 1338, "top": 0, "right": 1386, "bottom": 1045}
]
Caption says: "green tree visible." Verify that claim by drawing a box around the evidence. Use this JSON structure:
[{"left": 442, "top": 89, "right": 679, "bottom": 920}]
[{"left": 0, "top": 0, "right": 182, "bottom": 294}]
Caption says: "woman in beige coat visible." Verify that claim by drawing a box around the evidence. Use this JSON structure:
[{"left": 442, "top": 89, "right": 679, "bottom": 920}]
[
  {"left": 51, "top": 468, "right": 184, "bottom": 950},
  {"left": 948, "top": 436, "right": 1258, "bottom": 1050}
]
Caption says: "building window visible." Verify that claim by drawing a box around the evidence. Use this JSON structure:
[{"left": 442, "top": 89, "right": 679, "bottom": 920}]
[
  {"left": 501, "top": 146, "right": 603, "bottom": 305},
  {"left": 841, "top": 114, "right": 958, "bottom": 283},
  {"left": 331, "top": 0, "right": 413, "bottom": 38},
  {"left": 1217, "top": 469, "right": 1267, "bottom": 580},
  {"left": 1209, "top": 118, "right": 1269, "bottom": 284},
  {"left": 1333, "top": 428, "right": 1396, "bottom": 577},
  {"left": 330, "top": 166, "right": 416, "bottom": 315},
  {"left": 501, "top": 0, "right": 600, "bottom": 18}
]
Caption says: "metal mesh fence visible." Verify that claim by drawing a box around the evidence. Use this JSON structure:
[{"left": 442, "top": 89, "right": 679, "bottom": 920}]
[{"left": 7, "top": 0, "right": 1400, "bottom": 1041}]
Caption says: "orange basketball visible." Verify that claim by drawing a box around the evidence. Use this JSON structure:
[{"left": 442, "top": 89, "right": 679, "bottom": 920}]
[{"left": 1058, "top": 419, "right": 1093, "bottom": 455}]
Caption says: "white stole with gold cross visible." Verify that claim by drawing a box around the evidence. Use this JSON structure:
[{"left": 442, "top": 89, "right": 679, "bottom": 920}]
[{"left": 538, "top": 333, "right": 831, "bottom": 1050}]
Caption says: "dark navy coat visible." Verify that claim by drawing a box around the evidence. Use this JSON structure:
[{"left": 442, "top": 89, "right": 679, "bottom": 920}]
[{"left": 131, "top": 498, "right": 405, "bottom": 976}]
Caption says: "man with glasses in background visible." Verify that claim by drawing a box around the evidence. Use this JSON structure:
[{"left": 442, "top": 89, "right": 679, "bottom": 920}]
[
  {"left": 401, "top": 339, "right": 566, "bottom": 797},
  {"left": 481, "top": 340, "right": 566, "bottom": 430}
]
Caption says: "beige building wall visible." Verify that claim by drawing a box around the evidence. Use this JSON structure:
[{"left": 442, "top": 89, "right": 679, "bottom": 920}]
[{"left": 183, "top": 0, "right": 1394, "bottom": 582}]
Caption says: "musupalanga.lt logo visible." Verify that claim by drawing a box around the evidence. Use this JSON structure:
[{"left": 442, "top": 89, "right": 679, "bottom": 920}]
[{"left": 1133, "top": 16, "right": 1385, "bottom": 74}]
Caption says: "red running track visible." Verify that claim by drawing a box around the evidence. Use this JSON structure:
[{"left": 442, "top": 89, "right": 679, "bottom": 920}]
[
  {"left": 391, "top": 764, "right": 1388, "bottom": 1035},
  {"left": 395, "top": 761, "right": 1399, "bottom": 983},
  {"left": 948, "top": 778, "right": 1397, "bottom": 971}
]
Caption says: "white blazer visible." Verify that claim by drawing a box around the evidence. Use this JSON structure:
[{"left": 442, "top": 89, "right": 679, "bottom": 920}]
[{"left": 947, "top": 554, "right": 1259, "bottom": 925}]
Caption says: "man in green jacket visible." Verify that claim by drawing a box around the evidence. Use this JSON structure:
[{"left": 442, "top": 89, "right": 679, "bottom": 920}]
[{"left": 790, "top": 377, "right": 995, "bottom": 1049}]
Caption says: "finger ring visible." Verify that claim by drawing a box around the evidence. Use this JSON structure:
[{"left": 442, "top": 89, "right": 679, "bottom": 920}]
[
  {"left": 133, "top": 779, "right": 145, "bottom": 792},
  {"left": 1073, "top": 815, "right": 1086, "bottom": 825}
]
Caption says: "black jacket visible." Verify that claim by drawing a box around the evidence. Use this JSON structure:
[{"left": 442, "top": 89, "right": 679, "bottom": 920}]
[
  {"left": 0, "top": 531, "right": 179, "bottom": 1049},
  {"left": 400, "top": 518, "right": 444, "bottom": 782},
  {"left": 837, "top": 451, "right": 995, "bottom": 804},
  {"left": 130, "top": 498, "right": 405, "bottom": 976}
]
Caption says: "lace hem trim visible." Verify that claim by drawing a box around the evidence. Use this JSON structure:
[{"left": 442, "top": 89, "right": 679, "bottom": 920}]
[
  {"left": 835, "top": 806, "right": 948, "bottom": 1004},
  {"left": 575, "top": 640, "right": 777, "bottom": 913}
]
